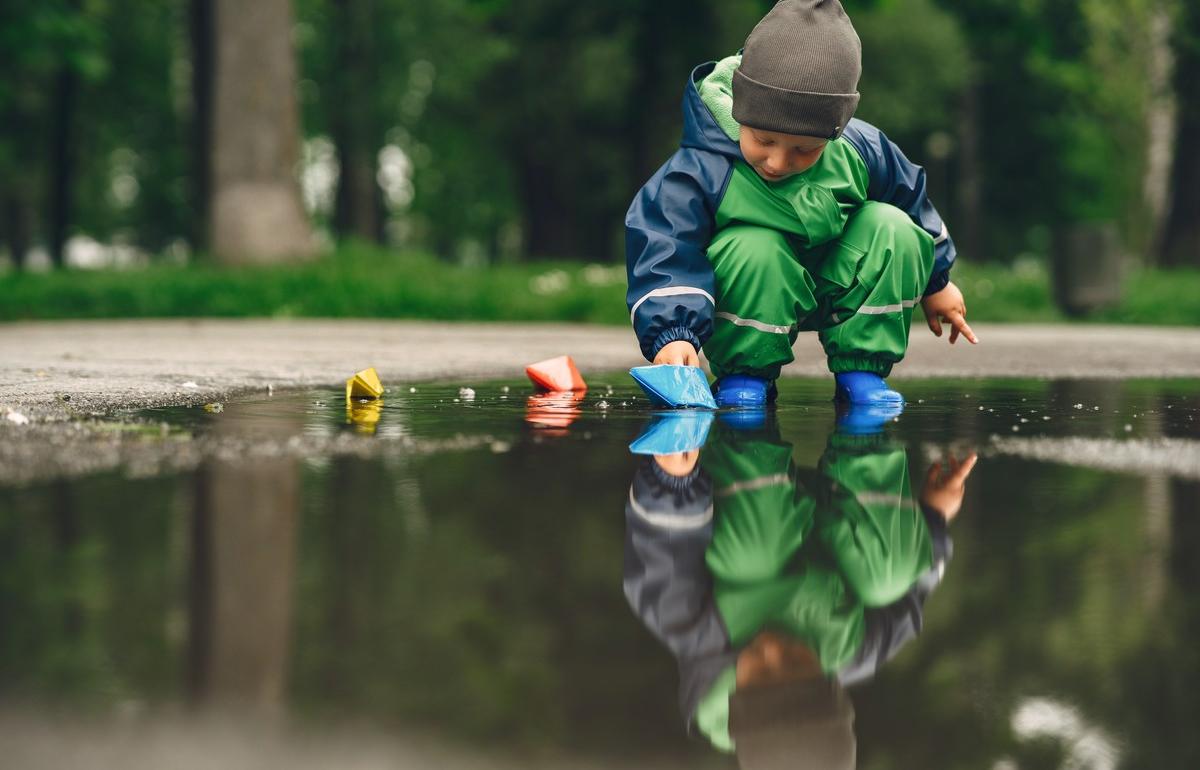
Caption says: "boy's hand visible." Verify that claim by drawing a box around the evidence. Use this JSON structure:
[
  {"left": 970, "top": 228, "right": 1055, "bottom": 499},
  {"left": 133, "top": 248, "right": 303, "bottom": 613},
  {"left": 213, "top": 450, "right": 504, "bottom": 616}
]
[
  {"left": 654, "top": 340, "right": 701, "bottom": 367},
  {"left": 919, "top": 452, "right": 978, "bottom": 522},
  {"left": 921, "top": 281, "right": 979, "bottom": 344}
]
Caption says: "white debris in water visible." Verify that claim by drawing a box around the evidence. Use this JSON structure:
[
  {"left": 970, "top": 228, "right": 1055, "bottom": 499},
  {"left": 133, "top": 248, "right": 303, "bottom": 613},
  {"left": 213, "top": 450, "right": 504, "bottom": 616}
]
[
  {"left": 991, "top": 436, "right": 1200, "bottom": 480},
  {"left": 1073, "top": 403, "right": 1083, "bottom": 409},
  {"left": 267, "top": 384, "right": 274, "bottom": 396},
  {"left": 1020, "top": 418, "right": 1029, "bottom": 423},
  {"left": 490, "top": 441, "right": 512, "bottom": 453},
  {"left": 596, "top": 400, "right": 610, "bottom": 410},
  {"left": 500, "top": 385, "right": 510, "bottom": 393},
  {"left": 621, "top": 402, "right": 629, "bottom": 408},
  {"left": 918, "top": 399, "right": 925, "bottom": 404},
  {"left": 1043, "top": 416, "right": 1051, "bottom": 421},
  {"left": 978, "top": 405, "right": 985, "bottom": 411},
  {"left": 409, "top": 387, "right": 417, "bottom": 393},
  {"left": 1012, "top": 425, "right": 1020, "bottom": 432},
  {"left": 181, "top": 381, "right": 200, "bottom": 389},
  {"left": 5, "top": 410, "right": 30, "bottom": 426},
  {"left": 1094, "top": 406, "right": 1100, "bottom": 411},
  {"left": 458, "top": 387, "right": 476, "bottom": 401},
  {"left": 1124, "top": 424, "right": 1132, "bottom": 432},
  {"left": 203, "top": 403, "right": 223, "bottom": 413},
  {"left": 606, "top": 386, "right": 614, "bottom": 395}
]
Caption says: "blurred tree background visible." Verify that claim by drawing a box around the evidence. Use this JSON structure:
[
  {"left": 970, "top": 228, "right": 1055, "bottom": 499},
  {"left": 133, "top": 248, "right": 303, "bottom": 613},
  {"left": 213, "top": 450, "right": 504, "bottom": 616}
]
[{"left": 0, "top": 0, "right": 1196, "bottom": 273}]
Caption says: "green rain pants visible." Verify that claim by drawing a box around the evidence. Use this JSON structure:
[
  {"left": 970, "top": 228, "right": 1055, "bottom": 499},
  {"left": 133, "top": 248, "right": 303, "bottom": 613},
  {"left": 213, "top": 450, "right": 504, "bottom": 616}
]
[{"left": 704, "top": 202, "right": 934, "bottom": 380}]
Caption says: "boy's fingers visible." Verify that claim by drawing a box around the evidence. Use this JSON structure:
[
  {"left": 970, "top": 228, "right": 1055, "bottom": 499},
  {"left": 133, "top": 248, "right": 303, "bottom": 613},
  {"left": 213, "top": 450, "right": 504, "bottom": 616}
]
[
  {"left": 925, "top": 462, "right": 943, "bottom": 487},
  {"left": 925, "top": 307, "right": 943, "bottom": 337},
  {"left": 952, "top": 453, "right": 979, "bottom": 483},
  {"left": 957, "top": 316, "right": 979, "bottom": 344},
  {"left": 946, "top": 311, "right": 978, "bottom": 345}
]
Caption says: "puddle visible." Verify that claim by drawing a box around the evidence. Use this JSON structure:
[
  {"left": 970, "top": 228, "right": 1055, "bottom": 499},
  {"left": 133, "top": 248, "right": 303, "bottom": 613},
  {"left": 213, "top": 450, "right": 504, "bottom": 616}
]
[{"left": 1, "top": 375, "right": 1199, "bottom": 768}]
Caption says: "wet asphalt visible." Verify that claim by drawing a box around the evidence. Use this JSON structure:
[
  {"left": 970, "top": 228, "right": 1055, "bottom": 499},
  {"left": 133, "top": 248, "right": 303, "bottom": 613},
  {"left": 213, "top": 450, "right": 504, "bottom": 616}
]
[{"left": 2, "top": 319, "right": 1199, "bottom": 485}]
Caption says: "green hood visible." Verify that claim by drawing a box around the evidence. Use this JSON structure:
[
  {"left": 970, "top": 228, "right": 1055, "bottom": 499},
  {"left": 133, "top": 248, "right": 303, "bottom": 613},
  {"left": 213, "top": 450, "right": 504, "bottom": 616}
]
[{"left": 697, "top": 55, "right": 744, "bottom": 143}]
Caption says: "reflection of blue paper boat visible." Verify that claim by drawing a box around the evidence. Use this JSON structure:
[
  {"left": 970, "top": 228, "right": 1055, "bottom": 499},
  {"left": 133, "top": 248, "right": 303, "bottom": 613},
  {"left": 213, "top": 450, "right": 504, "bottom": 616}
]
[
  {"left": 629, "top": 365, "right": 717, "bottom": 409},
  {"left": 629, "top": 412, "right": 715, "bottom": 455}
]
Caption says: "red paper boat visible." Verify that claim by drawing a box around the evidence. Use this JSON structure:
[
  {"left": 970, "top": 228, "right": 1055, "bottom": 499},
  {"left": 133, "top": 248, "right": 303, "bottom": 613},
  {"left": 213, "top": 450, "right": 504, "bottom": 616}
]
[{"left": 525, "top": 355, "right": 587, "bottom": 392}]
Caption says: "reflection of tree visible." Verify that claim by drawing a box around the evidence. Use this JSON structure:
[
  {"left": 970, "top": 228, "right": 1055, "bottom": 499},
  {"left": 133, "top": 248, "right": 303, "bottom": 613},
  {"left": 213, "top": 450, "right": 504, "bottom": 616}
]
[
  {"left": 187, "top": 458, "right": 298, "bottom": 711},
  {"left": 187, "top": 402, "right": 301, "bottom": 712}
]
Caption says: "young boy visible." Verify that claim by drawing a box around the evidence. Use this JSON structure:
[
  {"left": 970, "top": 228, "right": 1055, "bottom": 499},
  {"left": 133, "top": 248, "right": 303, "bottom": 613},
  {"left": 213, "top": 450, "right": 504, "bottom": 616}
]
[{"left": 625, "top": 0, "right": 977, "bottom": 408}]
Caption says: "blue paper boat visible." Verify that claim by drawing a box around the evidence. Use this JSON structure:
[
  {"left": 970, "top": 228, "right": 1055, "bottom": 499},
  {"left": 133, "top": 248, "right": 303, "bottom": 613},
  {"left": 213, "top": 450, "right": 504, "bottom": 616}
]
[
  {"left": 629, "top": 412, "right": 715, "bottom": 455},
  {"left": 629, "top": 365, "right": 717, "bottom": 409}
]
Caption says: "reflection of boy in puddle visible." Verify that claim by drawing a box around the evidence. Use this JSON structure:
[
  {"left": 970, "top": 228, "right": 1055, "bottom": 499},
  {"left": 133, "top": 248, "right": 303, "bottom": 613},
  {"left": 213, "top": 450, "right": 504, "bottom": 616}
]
[{"left": 624, "top": 418, "right": 976, "bottom": 765}]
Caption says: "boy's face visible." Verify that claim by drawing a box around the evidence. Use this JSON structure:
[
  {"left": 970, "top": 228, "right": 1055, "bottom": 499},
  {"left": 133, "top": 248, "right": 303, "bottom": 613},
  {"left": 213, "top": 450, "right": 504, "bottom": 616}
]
[{"left": 739, "top": 126, "right": 828, "bottom": 183}]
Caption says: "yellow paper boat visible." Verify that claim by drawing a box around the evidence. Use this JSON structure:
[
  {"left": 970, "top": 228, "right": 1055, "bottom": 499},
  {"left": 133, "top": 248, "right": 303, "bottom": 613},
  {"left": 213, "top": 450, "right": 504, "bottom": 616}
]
[{"left": 346, "top": 367, "right": 384, "bottom": 402}]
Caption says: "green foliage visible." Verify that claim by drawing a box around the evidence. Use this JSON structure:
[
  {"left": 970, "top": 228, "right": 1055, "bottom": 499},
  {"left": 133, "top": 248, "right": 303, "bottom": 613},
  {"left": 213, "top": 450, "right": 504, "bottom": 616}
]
[
  {"left": 3, "top": 244, "right": 1200, "bottom": 326},
  {"left": 854, "top": 0, "right": 972, "bottom": 144},
  {"left": 0, "top": 244, "right": 630, "bottom": 324},
  {"left": 0, "top": 0, "right": 1191, "bottom": 274},
  {"left": 936, "top": 0, "right": 1173, "bottom": 253}
]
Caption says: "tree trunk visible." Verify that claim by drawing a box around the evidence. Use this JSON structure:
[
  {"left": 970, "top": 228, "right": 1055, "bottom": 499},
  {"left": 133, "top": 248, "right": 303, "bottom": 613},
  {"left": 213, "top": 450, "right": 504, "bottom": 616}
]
[
  {"left": 956, "top": 77, "right": 984, "bottom": 262},
  {"left": 210, "top": 0, "right": 316, "bottom": 263},
  {"left": 1142, "top": 2, "right": 1176, "bottom": 263},
  {"left": 190, "top": 0, "right": 215, "bottom": 255},
  {"left": 3, "top": 197, "right": 31, "bottom": 270},
  {"left": 330, "top": 0, "right": 381, "bottom": 243},
  {"left": 1159, "top": 1, "right": 1200, "bottom": 267},
  {"left": 518, "top": 154, "right": 577, "bottom": 261},
  {"left": 48, "top": 52, "right": 80, "bottom": 269}
]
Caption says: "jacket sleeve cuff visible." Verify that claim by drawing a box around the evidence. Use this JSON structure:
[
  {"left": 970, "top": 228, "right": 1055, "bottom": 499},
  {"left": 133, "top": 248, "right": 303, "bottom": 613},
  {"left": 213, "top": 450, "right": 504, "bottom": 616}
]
[
  {"left": 649, "top": 326, "right": 702, "bottom": 361},
  {"left": 922, "top": 269, "right": 951, "bottom": 299},
  {"left": 647, "top": 456, "right": 704, "bottom": 493}
]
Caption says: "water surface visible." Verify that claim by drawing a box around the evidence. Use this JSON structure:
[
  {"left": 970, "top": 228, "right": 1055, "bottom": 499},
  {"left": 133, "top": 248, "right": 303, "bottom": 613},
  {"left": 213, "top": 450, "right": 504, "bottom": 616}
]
[{"left": 2, "top": 376, "right": 1198, "bottom": 769}]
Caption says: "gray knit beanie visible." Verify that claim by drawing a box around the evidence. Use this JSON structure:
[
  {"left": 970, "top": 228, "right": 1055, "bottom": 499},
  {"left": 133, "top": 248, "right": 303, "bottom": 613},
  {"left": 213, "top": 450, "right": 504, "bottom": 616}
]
[{"left": 732, "top": 0, "right": 862, "bottom": 140}]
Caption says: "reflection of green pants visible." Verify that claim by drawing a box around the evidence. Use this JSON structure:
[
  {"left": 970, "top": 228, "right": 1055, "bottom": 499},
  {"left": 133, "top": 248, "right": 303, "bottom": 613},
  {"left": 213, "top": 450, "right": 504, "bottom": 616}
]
[
  {"left": 704, "top": 429, "right": 933, "bottom": 669},
  {"left": 703, "top": 429, "right": 861, "bottom": 668},
  {"left": 817, "top": 435, "right": 933, "bottom": 607},
  {"left": 704, "top": 203, "right": 934, "bottom": 379},
  {"left": 703, "top": 427, "right": 813, "bottom": 585}
]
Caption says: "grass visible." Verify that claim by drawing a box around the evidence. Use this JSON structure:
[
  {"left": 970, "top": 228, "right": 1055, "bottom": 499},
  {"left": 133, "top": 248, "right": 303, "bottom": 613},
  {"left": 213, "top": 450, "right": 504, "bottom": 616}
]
[{"left": 2, "top": 244, "right": 1198, "bottom": 326}]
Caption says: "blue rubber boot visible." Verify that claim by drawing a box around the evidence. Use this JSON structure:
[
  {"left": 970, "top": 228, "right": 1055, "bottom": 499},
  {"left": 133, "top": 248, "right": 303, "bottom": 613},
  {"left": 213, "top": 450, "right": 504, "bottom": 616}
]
[
  {"left": 713, "top": 375, "right": 776, "bottom": 409},
  {"left": 834, "top": 371, "right": 904, "bottom": 406}
]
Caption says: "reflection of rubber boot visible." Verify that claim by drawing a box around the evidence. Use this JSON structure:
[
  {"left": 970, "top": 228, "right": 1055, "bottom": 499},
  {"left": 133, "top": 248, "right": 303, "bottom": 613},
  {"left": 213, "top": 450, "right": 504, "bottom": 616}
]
[
  {"left": 629, "top": 411, "right": 715, "bottom": 455},
  {"left": 835, "top": 400, "right": 904, "bottom": 435}
]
